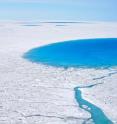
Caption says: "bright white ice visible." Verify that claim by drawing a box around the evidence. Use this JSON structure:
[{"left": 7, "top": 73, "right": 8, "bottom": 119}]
[{"left": 0, "top": 21, "right": 117, "bottom": 124}]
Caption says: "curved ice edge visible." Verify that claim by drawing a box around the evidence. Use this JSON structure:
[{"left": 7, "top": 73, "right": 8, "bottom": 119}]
[{"left": 74, "top": 83, "right": 113, "bottom": 124}]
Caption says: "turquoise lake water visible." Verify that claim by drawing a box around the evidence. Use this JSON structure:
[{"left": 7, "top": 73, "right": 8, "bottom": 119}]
[
  {"left": 24, "top": 38, "right": 117, "bottom": 68},
  {"left": 74, "top": 84, "right": 113, "bottom": 124},
  {"left": 24, "top": 38, "right": 116, "bottom": 124}
]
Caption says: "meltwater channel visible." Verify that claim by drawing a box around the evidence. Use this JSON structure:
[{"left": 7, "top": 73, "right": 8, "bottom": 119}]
[{"left": 24, "top": 38, "right": 117, "bottom": 124}]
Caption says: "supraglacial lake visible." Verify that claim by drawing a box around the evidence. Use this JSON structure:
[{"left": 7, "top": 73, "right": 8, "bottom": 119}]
[
  {"left": 24, "top": 38, "right": 117, "bottom": 68},
  {"left": 24, "top": 38, "right": 116, "bottom": 124}
]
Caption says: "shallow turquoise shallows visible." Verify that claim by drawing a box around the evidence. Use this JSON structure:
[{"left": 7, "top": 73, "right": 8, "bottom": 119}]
[
  {"left": 74, "top": 85, "right": 113, "bottom": 124},
  {"left": 24, "top": 38, "right": 117, "bottom": 68}
]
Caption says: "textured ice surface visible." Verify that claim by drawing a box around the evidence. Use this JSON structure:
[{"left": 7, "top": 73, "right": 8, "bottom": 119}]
[{"left": 0, "top": 22, "right": 117, "bottom": 124}]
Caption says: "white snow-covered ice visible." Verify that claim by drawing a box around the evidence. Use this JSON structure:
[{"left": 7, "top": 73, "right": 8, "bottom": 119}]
[{"left": 0, "top": 21, "right": 117, "bottom": 124}]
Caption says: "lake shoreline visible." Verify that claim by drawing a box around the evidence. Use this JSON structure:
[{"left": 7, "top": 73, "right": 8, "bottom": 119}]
[{"left": 0, "top": 22, "right": 117, "bottom": 123}]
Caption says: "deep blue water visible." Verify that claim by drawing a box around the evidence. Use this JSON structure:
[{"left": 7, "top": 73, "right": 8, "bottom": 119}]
[
  {"left": 23, "top": 38, "right": 116, "bottom": 124},
  {"left": 24, "top": 38, "right": 117, "bottom": 68}
]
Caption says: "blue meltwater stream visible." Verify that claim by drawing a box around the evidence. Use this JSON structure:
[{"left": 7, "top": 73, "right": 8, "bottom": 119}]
[
  {"left": 74, "top": 84, "right": 113, "bottom": 124},
  {"left": 24, "top": 38, "right": 117, "bottom": 124}
]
